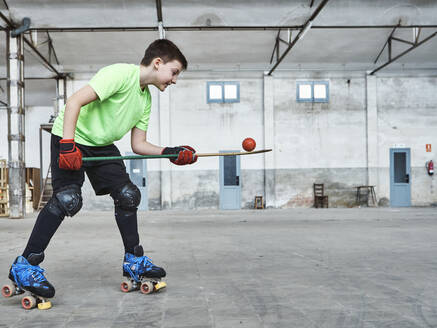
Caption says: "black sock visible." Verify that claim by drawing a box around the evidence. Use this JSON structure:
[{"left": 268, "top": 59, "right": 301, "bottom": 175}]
[
  {"left": 22, "top": 204, "right": 65, "bottom": 259},
  {"left": 115, "top": 207, "right": 140, "bottom": 254}
]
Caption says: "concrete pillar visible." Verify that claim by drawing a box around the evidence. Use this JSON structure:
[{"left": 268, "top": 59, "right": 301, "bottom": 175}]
[
  {"left": 263, "top": 75, "right": 276, "bottom": 207},
  {"left": 366, "top": 74, "right": 379, "bottom": 190},
  {"left": 159, "top": 89, "right": 172, "bottom": 209},
  {"left": 7, "top": 32, "right": 26, "bottom": 218}
]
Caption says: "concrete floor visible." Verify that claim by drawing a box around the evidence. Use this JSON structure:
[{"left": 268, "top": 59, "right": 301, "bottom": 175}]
[{"left": 0, "top": 208, "right": 437, "bottom": 328}]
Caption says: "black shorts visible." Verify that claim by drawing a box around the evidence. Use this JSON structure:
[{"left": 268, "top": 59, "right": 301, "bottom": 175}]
[{"left": 51, "top": 134, "right": 131, "bottom": 195}]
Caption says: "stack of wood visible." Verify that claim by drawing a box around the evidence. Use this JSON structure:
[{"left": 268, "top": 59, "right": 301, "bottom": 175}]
[
  {"left": 26, "top": 168, "right": 41, "bottom": 212},
  {"left": 0, "top": 160, "right": 8, "bottom": 217}
]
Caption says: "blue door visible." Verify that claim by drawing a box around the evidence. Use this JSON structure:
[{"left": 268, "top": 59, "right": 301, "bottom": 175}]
[
  {"left": 219, "top": 151, "right": 241, "bottom": 210},
  {"left": 390, "top": 148, "right": 411, "bottom": 207},
  {"left": 125, "top": 153, "right": 148, "bottom": 211}
]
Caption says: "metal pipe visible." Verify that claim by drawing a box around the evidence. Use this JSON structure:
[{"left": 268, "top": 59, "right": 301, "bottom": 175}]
[
  {"left": 11, "top": 17, "right": 30, "bottom": 37},
  {"left": 156, "top": 0, "right": 163, "bottom": 22}
]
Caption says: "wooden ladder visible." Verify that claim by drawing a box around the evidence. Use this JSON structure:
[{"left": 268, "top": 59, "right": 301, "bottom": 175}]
[{"left": 37, "top": 164, "right": 53, "bottom": 210}]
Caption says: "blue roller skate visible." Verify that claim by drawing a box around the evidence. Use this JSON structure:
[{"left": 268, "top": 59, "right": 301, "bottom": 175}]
[
  {"left": 121, "top": 245, "right": 167, "bottom": 294},
  {"left": 1, "top": 252, "right": 54, "bottom": 310}
]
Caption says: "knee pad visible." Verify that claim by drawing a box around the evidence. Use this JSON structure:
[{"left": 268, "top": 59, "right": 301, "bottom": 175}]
[
  {"left": 111, "top": 182, "right": 141, "bottom": 211},
  {"left": 46, "top": 197, "right": 66, "bottom": 218},
  {"left": 52, "top": 185, "right": 82, "bottom": 217}
]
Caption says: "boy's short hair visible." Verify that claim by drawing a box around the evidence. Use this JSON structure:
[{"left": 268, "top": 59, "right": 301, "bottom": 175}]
[{"left": 141, "top": 39, "right": 188, "bottom": 70}]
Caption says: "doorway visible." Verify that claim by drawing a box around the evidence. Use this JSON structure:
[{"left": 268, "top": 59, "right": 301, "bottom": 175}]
[
  {"left": 390, "top": 148, "right": 411, "bottom": 207},
  {"left": 219, "top": 151, "right": 241, "bottom": 210}
]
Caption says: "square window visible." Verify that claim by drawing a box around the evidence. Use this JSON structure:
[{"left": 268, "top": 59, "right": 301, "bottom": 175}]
[
  {"left": 207, "top": 81, "right": 240, "bottom": 103},
  {"left": 224, "top": 82, "right": 239, "bottom": 103},
  {"left": 297, "top": 81, "right": 329, "bottom": 103},
  {"left": 224, "top": 84, "right": 237, "bottom": 100},
  {"left": 209, "top": 85, "right": 223, "bottom": 100},
  {"left": 298, "top": 84, "right": 312, "bottom": 100},
  {"left": 314, "top": 84, "right": 326, "bottom": 99}
]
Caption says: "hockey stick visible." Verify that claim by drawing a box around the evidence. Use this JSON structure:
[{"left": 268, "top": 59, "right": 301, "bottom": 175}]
[{"left": 82, "top": 149, "right": 272, "bottom": 162}]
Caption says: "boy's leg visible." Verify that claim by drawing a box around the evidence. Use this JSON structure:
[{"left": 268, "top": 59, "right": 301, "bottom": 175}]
[
  {"left": 22, "top": 135, "right": 85, "bottom": 258},
  {"left": 85, "top": 145, "right": 165, "bottom": 278},
  {"left": 83, "top": 144, "right": 140, "bottom": 254},
  {"left": 22, "top": 185, "right": 82, "bottom": 258},
  {"left": 110, "top": 182, "right": 141, "bottom": 253},
  {"left": 7, "top": 135, "right": 84, "bottom": 299}
]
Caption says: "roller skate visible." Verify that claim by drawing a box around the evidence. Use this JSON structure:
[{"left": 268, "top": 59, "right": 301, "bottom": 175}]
[
  {"left": 1, "top": 252, "right": 54, "bottom": 310},
  {"left": 120, "top": 245, "right": 167, "bottom": 294}
]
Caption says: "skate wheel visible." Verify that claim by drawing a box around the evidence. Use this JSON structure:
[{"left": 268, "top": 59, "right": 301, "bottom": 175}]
[
  {"left": 140, "top": 281, "right": 154, "bottom": 294},
  {"left": 1, "top": 284, "right": 14, "bottom": 298},
  {"left": 155, "top": 281, "right": 167, "bottom": 292},
  {"left": 37, "top": 300, "right": 52, "bottom": 310},
  {"left": 21, "top": 296, "right": 36, "bottom": 310},
  {"left": 121, "top": 280, "right": 133, "bottom": 293}
]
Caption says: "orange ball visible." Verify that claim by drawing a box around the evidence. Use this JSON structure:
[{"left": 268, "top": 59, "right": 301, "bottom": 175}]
[{"left": 242, "top": 137, "right": 256, "bottom": 152}]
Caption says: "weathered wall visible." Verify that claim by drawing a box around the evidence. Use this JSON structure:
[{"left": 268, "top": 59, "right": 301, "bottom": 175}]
[
  {"left": 2, "top": 72, "right": 437, "bottom": 212},
  {"left": 271, "top": 75, "right": 367, "bottom": 207},
  {"left": 376, "top": 77, "right": 437, "bottom": 206},
  {"left": 270, "top": 74, "right": 437, "bottom": 208}
]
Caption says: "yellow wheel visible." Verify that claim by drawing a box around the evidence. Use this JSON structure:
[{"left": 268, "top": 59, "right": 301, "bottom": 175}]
[
  {"left": 37, "top": 300, "right": 52, "bottom": 310},
  {"left": 155, "top": 281, "right": 167, "bottom": 292},
  {"left": 140, "top": 281, "right": 154, "bottom": 294},
  {"left": 21, "top": 295, "right": 36, "bottom": 310},
  {"left": 121, "top": 280, "right": 133, "bottom": 293}
]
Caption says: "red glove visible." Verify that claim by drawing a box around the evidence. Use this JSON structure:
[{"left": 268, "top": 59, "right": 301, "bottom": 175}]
[
  {"left": 161, "top": 145, "right": 197, "bottom": 165},
  {"left": 59, "top": 139, "right": 82, "bottom": 170}
]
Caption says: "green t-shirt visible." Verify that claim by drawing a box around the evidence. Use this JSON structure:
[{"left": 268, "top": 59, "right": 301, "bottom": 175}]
[{"left": 52, "top": 63, "right": 151, "bottom": 146}]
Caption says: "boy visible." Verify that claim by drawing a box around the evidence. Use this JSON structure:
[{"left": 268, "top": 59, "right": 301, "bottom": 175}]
[{"left": 4, "top": 39, "right": 196, "bottom": 300}]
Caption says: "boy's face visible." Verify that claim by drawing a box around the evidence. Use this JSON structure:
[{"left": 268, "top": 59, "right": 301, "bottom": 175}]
[{"left": 154, "top": 59, "right": 183, "bottom": 91}]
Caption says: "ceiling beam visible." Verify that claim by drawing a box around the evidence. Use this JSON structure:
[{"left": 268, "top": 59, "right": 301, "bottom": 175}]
[
  {"left": 267, "top": 0, "right": 331, "bottom": 75},
  {"left": 373, "top": 20, "right": 401, "bottom": 64},
  {"left": 0, "top": 10, "right": 13, "bottom": 28},
  {"left": 23, "top": 37, "right": 63, "bottom": 78},
  {"left": 0, "top": 77, "right": 59, "bottom": 80},
  {"left": 370, "top": 30, "right": 437, "bottom": 75},
  {"left": 0, "top": 10, "right": 64, "bottom": 78},
  {"left": 46, "top": 32, "right": 60, "bottom": 65},
  {"left": 24, "top": 25, "right": 437, "bottom": 33}
]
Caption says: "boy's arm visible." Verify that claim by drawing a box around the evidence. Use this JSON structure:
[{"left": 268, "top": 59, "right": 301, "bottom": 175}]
[
  {"left": 59, "top": 85, "right": 99, "bottom": 170},
  {"left": 63, "top": 85, "right": 99, "bottom": 139},
  {"left": 131, "top": 127, "right": 164, "bottom": 155},
  {"left": 131, "top": 128, "right": 197, "bottom": 165}
]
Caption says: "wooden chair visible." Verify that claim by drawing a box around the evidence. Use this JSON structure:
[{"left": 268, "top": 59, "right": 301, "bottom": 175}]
[
  {"left": 254, "top": 196, "right": 264, "bottom": 209},
  {"left": 313, "top": 183, "right": 328, "bottom": 208}
]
